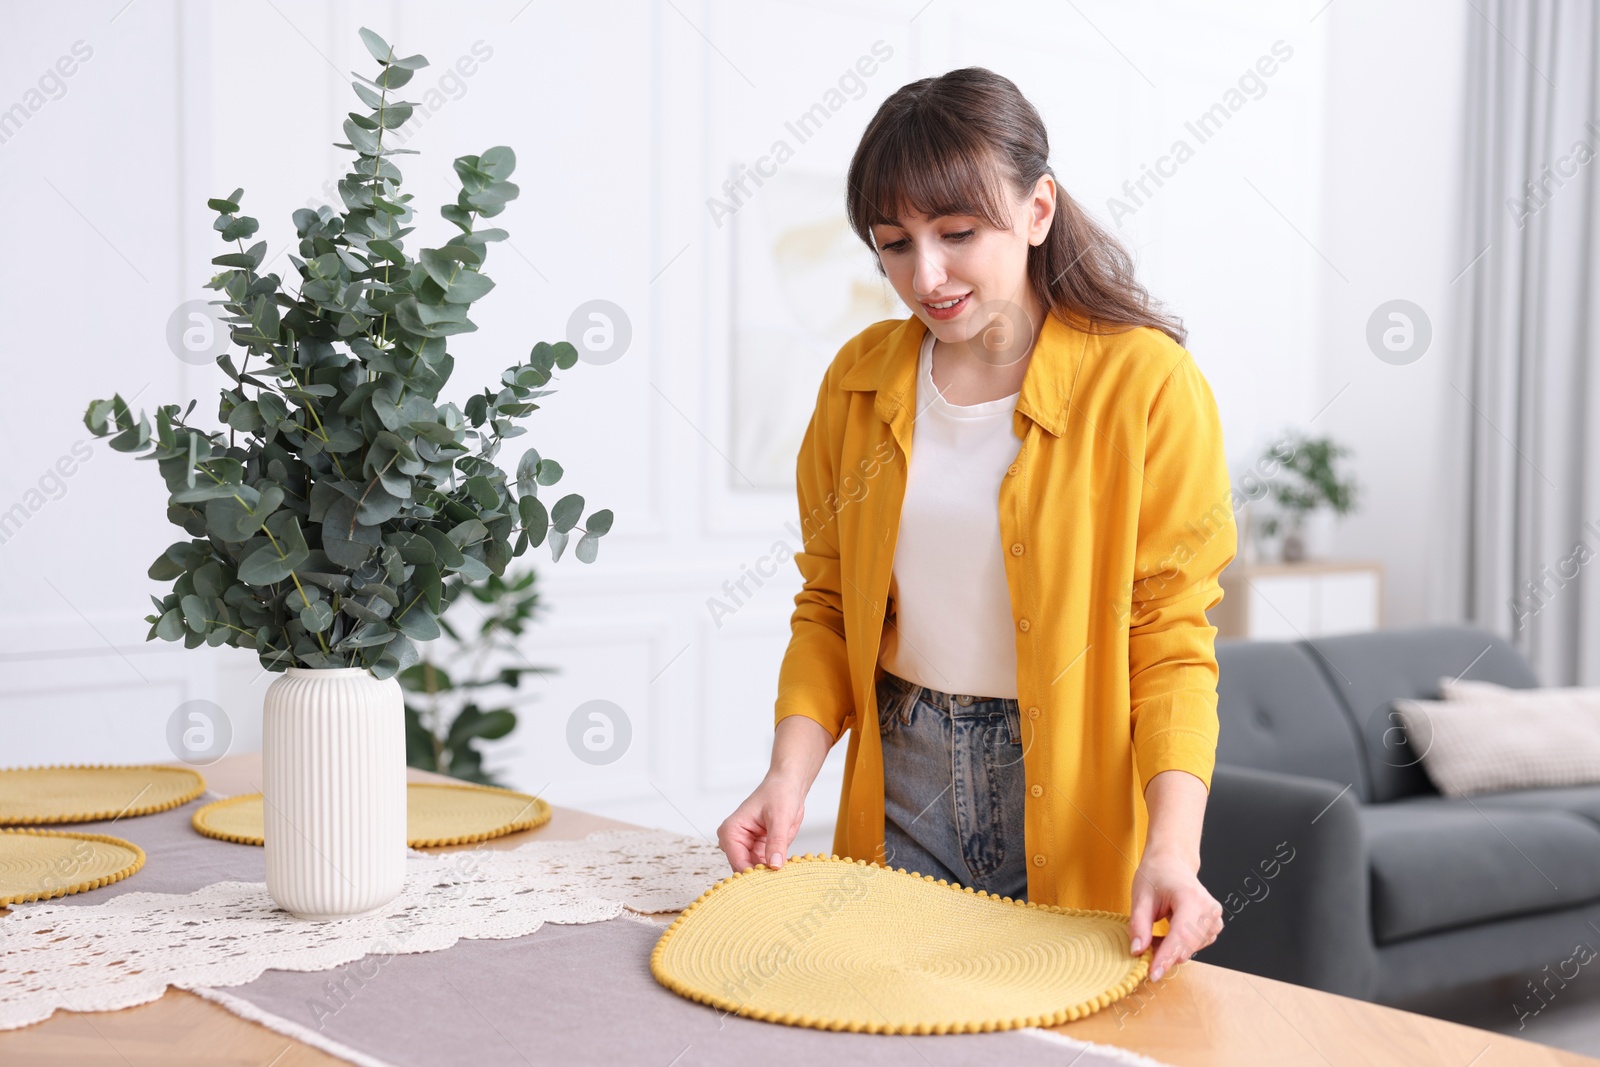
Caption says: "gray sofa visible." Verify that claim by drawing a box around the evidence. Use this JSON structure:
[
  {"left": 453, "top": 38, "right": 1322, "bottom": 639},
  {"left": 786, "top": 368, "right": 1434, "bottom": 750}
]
[{"left": 1193, "top": 623, "right": 1600, "bottom": 1004}]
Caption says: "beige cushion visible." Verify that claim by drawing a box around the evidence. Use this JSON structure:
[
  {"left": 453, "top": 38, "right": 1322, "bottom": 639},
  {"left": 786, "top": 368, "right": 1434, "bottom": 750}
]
[
  {"left": 1437, "top": 675, "right": 1594, "bottom": 702},
  {"left": 1438, "top": 675, "right": 1511, "bottom": 701},
  {"left": 1391, "top": 680, "right": 1600, "bottom": 798}
]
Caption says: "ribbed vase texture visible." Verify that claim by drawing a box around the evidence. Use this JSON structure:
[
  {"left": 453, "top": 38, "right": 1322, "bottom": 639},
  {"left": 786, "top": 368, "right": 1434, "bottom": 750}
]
[{"left": 262, "top": 667, "right": 407, "bottom": 919}]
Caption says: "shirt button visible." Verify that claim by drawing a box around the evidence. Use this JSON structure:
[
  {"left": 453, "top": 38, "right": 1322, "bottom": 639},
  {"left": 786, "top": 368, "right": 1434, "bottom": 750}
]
[
  {"left": 1028, "top": 706, "right": 1040, "bottom": 719},
  {"left": 1010, "top": 543, "right": 1024, "bottom": 556},
  {"left": 1018, "top": 618, "right": 1030, "bottom": 632},
  {"left": 1030, "top": 784, "right": 1043, "bottom": 797},
  {"left": 1033, "top": 854, "right": 1047, "bottom": 867},
  {"left": 1008, "top": 463, "right": 1020, "bottom": 476}
]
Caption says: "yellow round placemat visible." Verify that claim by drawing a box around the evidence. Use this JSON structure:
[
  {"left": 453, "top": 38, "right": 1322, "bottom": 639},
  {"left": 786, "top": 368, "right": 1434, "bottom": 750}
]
[
  {"left": 192, "top": 781, "right": 552, "bottom": 848},
  {"left": 0, "top": 828, "right": 146, "bottom": 906},
  {"left": 405, "top": 782, "right": 552, "bottom": 846},
  {"left": 0, "top": 764, "right": 206, "bottom": 826},
  {"left": 651, "top": 854, "right": 1152, "bottom": 1034}
]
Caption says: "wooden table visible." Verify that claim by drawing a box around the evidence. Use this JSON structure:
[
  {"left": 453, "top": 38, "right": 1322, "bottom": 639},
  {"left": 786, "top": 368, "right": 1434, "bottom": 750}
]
[{"left": 2, "top": 753, "right": 1593, "bottom": 1067}]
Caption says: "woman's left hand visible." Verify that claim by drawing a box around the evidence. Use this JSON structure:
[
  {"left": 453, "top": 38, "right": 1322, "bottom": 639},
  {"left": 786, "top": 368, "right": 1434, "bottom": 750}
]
[{"left": 1128, "top": 850, "right": 1224, "bottom": 982}]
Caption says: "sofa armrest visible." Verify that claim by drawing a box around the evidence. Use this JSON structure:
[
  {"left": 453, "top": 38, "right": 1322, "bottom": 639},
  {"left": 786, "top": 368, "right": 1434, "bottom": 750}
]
[{"left": 1192, "top": 763, "right": 1376, "bottom": 999}]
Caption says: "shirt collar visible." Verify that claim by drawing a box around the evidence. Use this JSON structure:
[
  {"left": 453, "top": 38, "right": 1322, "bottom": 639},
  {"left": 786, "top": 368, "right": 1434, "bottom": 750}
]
[{"left": 839, "top": 310, "right": 1089, "bottom": 438}]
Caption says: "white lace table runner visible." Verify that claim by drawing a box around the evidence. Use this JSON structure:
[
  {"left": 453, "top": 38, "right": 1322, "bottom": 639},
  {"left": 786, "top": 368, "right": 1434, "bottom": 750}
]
[{"left": 0, "top": 828, "right": 729, "bottom": 1031}]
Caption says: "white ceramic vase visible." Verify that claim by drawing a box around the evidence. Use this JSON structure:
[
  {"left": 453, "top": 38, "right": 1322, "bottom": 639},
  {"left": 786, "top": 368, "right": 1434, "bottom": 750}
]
[{"left": 262, "top": 666, "right": 407, "bottom": 920}]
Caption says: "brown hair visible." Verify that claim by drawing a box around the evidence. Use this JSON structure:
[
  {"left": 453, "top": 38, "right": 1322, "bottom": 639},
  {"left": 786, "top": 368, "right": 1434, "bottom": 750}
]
[{"left": 845, "top": 66, "right": 1186, "bottom": 346}]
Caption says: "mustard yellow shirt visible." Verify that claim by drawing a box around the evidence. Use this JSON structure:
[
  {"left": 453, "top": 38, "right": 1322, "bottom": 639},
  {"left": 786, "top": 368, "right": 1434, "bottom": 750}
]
[{"left": 775, "top": 310, "right": 1237, "bottom": 918}]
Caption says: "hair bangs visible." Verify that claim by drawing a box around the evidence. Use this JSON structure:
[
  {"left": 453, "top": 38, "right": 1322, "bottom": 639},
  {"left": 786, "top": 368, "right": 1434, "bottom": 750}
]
[{"left": 849, "top": 117, "right": 1014, "bottom": 243}]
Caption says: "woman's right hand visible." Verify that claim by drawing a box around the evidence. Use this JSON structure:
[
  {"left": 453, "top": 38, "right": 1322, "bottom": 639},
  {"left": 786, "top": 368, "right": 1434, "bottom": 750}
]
[{"left": 717, "top": 771, "right": 807, "bottom": 873}]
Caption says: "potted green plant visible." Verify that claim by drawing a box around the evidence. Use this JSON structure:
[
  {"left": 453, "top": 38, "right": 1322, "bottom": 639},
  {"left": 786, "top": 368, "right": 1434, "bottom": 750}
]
[
  {"left": 1253, "top": 431, "right": 1358, "bottom": 562},
  {"left": 83, "top": 27, "right": 612, "bottom": 919},
  {"left": 401, "top": 567, "right": 552, "bottom": 786}
]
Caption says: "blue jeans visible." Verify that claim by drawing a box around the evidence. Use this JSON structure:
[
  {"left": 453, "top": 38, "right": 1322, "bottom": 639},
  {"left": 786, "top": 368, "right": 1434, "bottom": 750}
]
[{"left": 874, "top": 668, "right": 1029, "bottom": 901}]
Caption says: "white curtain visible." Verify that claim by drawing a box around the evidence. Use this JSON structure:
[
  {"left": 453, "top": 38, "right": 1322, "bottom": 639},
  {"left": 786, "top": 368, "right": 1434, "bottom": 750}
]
[{"left": 1438, "top": 0, "right": 1600, "bottom": 685}]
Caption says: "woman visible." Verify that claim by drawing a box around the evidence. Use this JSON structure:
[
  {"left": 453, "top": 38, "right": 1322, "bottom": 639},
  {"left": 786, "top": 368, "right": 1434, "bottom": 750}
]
[{"left": 717, "top": 67, "right": 1234, "bottom": 985}]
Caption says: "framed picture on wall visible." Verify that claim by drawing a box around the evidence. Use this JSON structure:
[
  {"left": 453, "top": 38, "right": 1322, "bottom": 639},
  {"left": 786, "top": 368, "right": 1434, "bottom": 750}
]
[{"left": 729, "top": 166, "right": 901, "bottom": 490}]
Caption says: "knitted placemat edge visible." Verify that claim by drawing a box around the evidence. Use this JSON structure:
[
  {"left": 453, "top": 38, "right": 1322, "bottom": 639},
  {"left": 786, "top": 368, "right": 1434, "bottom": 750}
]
[
  {"left": 649, "top": 852, "right": 1154, "bottom": 1035},
  {"left": 190, "top": 782, "right": 553, "bottom": 848},
  {"left": 0, "top": 828, "right": 148, "bottom": 906},
  {"left": 406, "top": 782, "right": 553, "bottom": 847},
  {"left": 189, "top": 792, "right": 267, "bottom": 846},
  {"left": 0, "top": 763, "right": 207, "bottom": 825}
]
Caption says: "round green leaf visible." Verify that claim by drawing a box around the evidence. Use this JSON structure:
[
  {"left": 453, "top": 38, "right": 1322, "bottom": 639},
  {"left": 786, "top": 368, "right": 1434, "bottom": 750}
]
[{"left": 300, "top": 600, "right": 334, "bottom": 632}]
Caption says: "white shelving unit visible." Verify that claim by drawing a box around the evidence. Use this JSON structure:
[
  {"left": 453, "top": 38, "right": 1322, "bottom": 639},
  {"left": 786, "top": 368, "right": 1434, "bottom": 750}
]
[{"left": 1213, "top": 560, "right": 1384, "bottom": 640}]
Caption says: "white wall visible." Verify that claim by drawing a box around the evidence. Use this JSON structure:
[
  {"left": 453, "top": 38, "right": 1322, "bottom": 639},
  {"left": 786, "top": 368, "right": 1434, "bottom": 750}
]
[
  {"left": 0, "top": 0, "right": 1464, "bottom": 852},
  {"left": 1309, "top": 0, "right": 1473, "bottom": 627}
]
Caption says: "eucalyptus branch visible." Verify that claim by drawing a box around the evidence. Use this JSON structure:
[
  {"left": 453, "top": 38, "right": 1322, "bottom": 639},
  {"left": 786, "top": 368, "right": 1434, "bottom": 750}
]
[{"left": 84, "top": 26, "right": 613, "bottom": 678}]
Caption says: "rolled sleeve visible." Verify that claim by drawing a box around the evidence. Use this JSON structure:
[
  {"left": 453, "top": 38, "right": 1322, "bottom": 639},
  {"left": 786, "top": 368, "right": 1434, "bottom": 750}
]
[
  {"left": 1126, "top": 353, "right": 1238, "bottom": 795},
  {"left": 774, "top": 369, "right": 854, "bottom": 744}
]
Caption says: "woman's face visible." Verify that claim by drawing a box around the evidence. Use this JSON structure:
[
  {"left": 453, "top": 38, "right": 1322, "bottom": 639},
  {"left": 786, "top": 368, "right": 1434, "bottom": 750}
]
[{"left": 870, "top": 173, "right": 1056, "bottom": 363}]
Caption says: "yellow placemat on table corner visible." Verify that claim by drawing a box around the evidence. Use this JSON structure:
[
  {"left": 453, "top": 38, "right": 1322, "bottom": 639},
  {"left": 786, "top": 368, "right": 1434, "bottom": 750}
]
[
  {"left": 0, "top": 764, "right": 206, "bottom": 826},
  {"left": 0, "top": 828, "right": 146, "bottom": 906},
  {"left": 651, "top": 853, "right": 1152, "bottom": 1034},
  {"left": 192, "top": 781, "right": 552, "bottom": 848}
]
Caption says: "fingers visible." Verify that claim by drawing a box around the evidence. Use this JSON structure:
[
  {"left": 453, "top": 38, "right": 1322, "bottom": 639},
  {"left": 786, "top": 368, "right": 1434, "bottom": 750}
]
[
  {"left": 753, "top": 829, "right": 772, "bottom": 868},
  {"left": 766, "top": 803, "right": 799, "bottom": 869},
  {"left": 1148, "top": 895, "right": 1225, "bottom": 982},
  {"left": 719, "top": 828, "right": 753, "bottom": 873},
  {"left": 1128, "top": 878, "right": 1157, "bottom": 956},
  {"left": 716, "top": 808, "right": 779, "bottom": 873},
  {"left": 717, "top": 811, "right": 762, "bottom": 873},
  {"left": 1148, "top": 931, "right": 1183, "bottom": 983},
  {"left": 718, "top": 785, "right": 804, "bottom": 875}
]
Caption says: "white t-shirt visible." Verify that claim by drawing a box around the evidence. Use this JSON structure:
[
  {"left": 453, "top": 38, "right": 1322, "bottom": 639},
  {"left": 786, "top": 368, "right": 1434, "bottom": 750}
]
[{"left": 877, "top": 328, "right": 1022, "bottom": 700}]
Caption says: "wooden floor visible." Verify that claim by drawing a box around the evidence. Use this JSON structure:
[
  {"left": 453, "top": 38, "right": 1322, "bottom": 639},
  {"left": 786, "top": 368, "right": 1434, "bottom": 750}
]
[
  {"left": 3, "top": 756, "right": 1598, "bottom": 1066},
  {"left": 1392, "top": 971, "right": 1600, "bottom": 1060}
]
